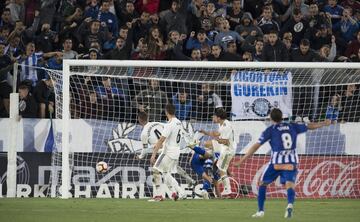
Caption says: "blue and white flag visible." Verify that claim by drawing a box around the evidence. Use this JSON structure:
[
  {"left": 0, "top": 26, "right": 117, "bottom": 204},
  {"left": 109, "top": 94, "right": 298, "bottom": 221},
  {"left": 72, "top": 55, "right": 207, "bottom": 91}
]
[{"left": 231, "top": 71, "right": 293, "bottom": 120}]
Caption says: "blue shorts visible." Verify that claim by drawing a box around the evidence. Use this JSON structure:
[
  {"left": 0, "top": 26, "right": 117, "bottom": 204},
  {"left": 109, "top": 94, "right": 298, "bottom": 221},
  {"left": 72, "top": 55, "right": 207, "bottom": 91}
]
[
  {"left": 191, "top": 153, "right": 205, "bottom": 176},
  {"left": 261, "top": 164, "right": 297, "bottom": 185}
]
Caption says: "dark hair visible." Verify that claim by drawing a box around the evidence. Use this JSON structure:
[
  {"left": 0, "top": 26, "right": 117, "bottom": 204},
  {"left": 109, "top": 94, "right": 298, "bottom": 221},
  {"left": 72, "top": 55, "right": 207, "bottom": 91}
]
[
  {"left": 269, "top": 30, "right": 278, "bottom": 35},
  {"left": 300, "top": 38, "right": 310, "bottom": 46},
  {"left": 293, "top": 8, "right": 302, "bottom": 16},
  {"left": 270, "top": 108, "right": 283, "bottom": 123},
  {"left": 214, "top": 108, "right": 227, "bottom": 120},
  {"left": 165, "top": 103, "right": 176, "bottom": 115},
  {"left": 120, "top": 25, "right": 129, "bottom": 30},
  {"left": 2, "top": 8, "right": 10, "bottom": 13},
  {"left": 138, "top": 111, "right": 148, "bottom": 122}
]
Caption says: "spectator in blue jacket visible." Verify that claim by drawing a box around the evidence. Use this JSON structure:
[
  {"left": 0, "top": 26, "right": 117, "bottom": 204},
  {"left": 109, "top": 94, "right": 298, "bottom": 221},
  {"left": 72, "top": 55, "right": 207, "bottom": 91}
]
[
  {"left": 333, "top": 7, "right": 359, "bottom": 53},
  {"left": 172, "top": 88, "right": 192, "bottom": 120},
  {"left": 323, "top": 0, "right": 344, "bottom": 24},
  {"left": 98, "top": 0, "right": 118, "bottom": 38},
  {"left": 186, "top": 29, "right": 213, "bottom": 50}
]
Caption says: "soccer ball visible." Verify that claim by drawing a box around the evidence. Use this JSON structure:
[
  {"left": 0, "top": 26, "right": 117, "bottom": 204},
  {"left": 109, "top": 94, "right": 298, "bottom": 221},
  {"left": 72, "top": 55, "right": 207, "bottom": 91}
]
[{"left": 96, "top": 161, "right": 108, "bottom": 173}]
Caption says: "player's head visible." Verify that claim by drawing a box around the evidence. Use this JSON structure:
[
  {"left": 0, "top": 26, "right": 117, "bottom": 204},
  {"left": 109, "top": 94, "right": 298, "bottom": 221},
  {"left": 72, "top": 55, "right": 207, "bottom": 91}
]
[
  {"left": 138, "top": 111, "right": 148, "bottom": 126},
  {"left": 270, "top": 108, "right": 283, "bottom": 123},
  {"left": 213, "top": 108, "right": 227, "bottom": 123},
  {"left": 165, "top": 103, "right": 176, "bottom": 118}
]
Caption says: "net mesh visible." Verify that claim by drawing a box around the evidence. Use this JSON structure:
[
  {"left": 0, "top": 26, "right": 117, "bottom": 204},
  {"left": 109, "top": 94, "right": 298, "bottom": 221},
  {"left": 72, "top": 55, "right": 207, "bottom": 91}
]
[{"left": 46, "top": 62, "right": 360, "bottom": 199}]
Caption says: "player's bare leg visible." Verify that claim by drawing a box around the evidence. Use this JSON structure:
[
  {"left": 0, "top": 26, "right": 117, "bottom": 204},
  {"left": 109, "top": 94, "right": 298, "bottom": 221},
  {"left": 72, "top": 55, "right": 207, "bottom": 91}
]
[{"left": 284, "top": 181, "right": 295, "bottom": 218}]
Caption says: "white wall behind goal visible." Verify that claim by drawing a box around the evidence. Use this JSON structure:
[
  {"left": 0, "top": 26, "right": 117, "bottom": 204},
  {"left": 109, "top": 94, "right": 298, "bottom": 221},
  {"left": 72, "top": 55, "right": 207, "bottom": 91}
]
[{"left": 0, "top": 118, "right": 359, "bottom": 154}]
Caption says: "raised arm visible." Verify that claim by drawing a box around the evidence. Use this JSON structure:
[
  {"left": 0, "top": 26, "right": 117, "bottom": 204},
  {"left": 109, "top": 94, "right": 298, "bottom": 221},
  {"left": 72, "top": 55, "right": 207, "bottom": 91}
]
[{"left": 233, "top": 143, "right": 262, "bottom": 167}]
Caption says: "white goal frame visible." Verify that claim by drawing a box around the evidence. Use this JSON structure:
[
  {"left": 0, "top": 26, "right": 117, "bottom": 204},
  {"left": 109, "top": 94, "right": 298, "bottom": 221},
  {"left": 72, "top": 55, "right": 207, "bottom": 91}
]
[{"left": 61, "top": 60, "right": 360, "bottom": 199}]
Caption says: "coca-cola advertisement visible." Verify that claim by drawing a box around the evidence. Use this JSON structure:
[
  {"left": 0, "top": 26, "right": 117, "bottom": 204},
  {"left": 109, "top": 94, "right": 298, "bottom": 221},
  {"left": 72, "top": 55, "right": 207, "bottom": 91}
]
[{"left": 231, "top": 156, "right": 360, "bottom": 198}]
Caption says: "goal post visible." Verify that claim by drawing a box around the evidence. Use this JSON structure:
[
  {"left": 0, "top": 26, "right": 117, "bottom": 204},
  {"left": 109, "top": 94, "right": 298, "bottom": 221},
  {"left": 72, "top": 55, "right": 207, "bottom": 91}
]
[{"left": 55, "top": 60, "right": 360, "bottom": 199}]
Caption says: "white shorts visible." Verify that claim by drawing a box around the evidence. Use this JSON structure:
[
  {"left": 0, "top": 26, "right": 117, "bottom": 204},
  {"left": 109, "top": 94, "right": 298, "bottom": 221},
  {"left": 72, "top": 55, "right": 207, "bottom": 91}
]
[
  {"left": 212, "top": 140, "right": 234, "bottom": 172},
  {"left": 153, "top": 153, "right": 177, "bottom": 173}
]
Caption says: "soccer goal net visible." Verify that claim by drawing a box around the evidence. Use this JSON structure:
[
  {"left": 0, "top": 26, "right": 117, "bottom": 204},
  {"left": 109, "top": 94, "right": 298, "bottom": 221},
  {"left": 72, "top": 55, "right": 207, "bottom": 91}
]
[{"left": 47, "top": 60, "right": 360, "bottom": 199}]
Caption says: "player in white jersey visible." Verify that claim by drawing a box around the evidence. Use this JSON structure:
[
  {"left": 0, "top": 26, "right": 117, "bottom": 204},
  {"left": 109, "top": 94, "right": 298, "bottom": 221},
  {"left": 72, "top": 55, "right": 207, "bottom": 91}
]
[
  {"left": 137, "top": 111, "right": 195, "bottom": 199},
  {"left": 201, "top": 108, "right": 235, "bottom": 197},
  {"left": 149, "top": 104, "right": 184, "bottom": 201},
  {"left": 137, "top": 112, "right": 164, "bottom": 159}
]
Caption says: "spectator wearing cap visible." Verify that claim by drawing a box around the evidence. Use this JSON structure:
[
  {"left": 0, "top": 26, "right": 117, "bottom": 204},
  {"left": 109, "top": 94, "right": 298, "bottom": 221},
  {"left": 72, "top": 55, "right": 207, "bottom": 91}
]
[
  {"left": 172, "top": 88, "right": 192, "bottom": 120},
  {"left": 257, "top": 6, "right": 280, "bottom": 34},
  {"left": 214, "top": 19, "right": 243, "bottom": 50},
  {"left": 306, "top": 23, "right": 332, "bottom": 50},
  {"left": 280, "top": 8, "right": 309, "bottom": 46},
  {"left": 160, "top": 0, "right": 188, "bottom": 36},
  {"left": 0, "top": 41, "right": 13, "bottom": 117},
  {"left": 186, "top": 29, "right": 213, "bottom": 51},
  {"left": 262, "top": 30, "right": 289, "bottom": 61},
  {"left": 33, "top": 77, "right": 55, "bottom": 118},
  {"left": 226, "top": 0, "right": 243, "bottom": 30},
  {"left": 235, "top": 12, "right": 263, "bottom": 41},
  {"left": 323, "top": 0, "right": 344, "bottom": 25},
  {"left": 281, "top": 0, "right": 309, "bottom": 22},
  {"left": 332, "top": 7, "right": 359, "bottom": 53},
  {"left": 345, "top": 30, "right": 360, "bottom": 59},
  {"left": 18, "top": 83, "right": 38, "bottom": 118},
  {"left": 291, "top": 39, "right": 317, "bottom": 61}
]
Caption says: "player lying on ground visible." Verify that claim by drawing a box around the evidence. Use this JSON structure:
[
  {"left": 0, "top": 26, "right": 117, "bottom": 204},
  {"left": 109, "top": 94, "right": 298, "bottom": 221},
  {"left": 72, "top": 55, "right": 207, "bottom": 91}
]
[
  {"left": 149, "top": 104, "right": 184, "bottom": 201},
  {"left": 137, "top": 111, "right": 195, "bottom": 200},
  {"left": 200, "top": 108, "right": 236, "bottom": 197},
  {"left": 234, "top": 108, "right": 331, "bottom": 218}
]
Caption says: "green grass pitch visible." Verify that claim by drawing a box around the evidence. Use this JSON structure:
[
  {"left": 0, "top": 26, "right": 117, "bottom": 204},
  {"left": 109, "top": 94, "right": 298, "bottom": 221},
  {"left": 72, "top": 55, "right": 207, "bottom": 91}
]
[{"left": 0, "top": 199, "right": 359, "bottom": 222}]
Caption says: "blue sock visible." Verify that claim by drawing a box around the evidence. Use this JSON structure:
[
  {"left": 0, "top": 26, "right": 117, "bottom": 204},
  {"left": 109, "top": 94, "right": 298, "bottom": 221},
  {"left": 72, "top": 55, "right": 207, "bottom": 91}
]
[
  {"left": 202, "top": 180, "right": 210, "bottom": 191},
  {"left": 258, "top": 185, "right": 267, "bottom": 212},
  {"left": 287, "top": 188, "right": 295, "bottom": 205},
  {"left": 193, "top": 146, "right": 205, "bottom": 155}
]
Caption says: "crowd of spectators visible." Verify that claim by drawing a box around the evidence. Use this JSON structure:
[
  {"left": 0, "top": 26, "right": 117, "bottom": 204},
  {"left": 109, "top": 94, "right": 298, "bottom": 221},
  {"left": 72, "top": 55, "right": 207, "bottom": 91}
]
[{"left": 0, "top": 0, "right": 359, "bottom": 120}]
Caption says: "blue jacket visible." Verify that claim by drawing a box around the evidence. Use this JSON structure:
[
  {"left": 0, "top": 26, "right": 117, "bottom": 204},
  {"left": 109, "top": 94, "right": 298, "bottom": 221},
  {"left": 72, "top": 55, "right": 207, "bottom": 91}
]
[
  {"left": 333, "top": 19, "right": 359, "bottom": 42},
  {"left": 98, "top": 11, "right": 118, "bottom": 37},
  {"left": 185, "top": 37, "right": 213, "bottom": 50},
  {"left": 84, "top": 5, "right": 100, "bottom": 19},
  {"left": 172, "top": 94, "right": 192, "bottom": 120}
]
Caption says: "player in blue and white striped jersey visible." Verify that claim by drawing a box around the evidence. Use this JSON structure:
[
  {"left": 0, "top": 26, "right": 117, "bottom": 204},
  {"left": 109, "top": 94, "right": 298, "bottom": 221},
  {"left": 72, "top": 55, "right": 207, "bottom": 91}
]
[{"left": 234, "top": 108, "right": 331, "bottom": 218}]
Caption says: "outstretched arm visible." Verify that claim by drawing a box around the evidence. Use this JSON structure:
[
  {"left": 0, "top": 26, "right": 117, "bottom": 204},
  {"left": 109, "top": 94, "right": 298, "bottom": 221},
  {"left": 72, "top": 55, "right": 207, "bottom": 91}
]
[
  {"left": 233, "top": 143, "right": 262, "bottom": 167},
  {"left": 307, "top": 119, "right": 331, "bottom": 130}
]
